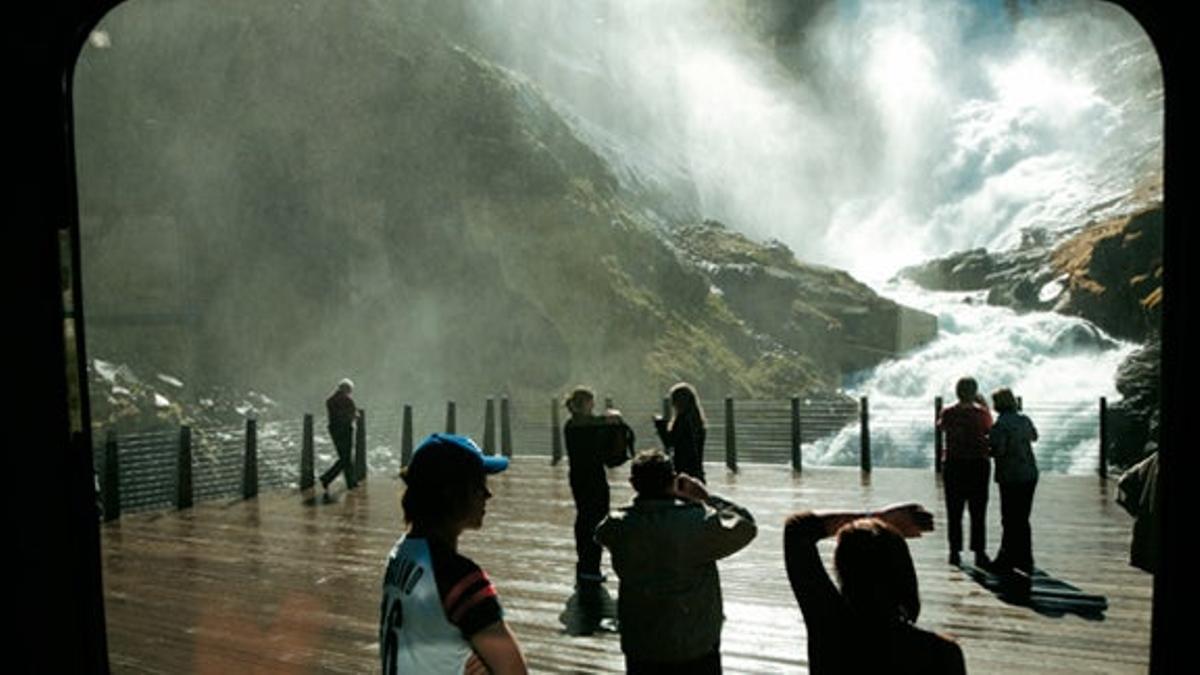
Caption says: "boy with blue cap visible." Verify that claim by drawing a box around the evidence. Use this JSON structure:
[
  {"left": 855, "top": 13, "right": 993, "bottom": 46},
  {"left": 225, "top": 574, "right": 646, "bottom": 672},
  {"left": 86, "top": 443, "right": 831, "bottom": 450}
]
[{"left": 379, "top": 433, "right": 527, "bottom": 674}]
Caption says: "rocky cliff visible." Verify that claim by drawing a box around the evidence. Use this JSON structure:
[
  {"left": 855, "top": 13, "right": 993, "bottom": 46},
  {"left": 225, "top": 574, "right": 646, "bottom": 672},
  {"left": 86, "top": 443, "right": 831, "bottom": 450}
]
[
  {"left": 898, "top": 200, "right": 1162, "bottom": 343},
  {"left": 74, "top": 0, "right": 935, "bottom": 419},
  {"left": 897, "top": 185, "right": 1162, "bottom": 467}
]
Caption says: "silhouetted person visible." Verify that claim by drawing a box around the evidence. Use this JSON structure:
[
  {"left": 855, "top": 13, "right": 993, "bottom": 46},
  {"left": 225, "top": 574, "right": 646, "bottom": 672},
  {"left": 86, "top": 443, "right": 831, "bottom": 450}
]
[
  {"left": 784, "top": 504, "right": 967, "bottom": 675},
  {"left": 1117, "top": 443, "right": 1160, "bottom": 574},
  {"left": 320, "top": 378, "right": 358, "bottom": 494},
  {"left": 562, "top": 386, "right": 624, "bottom": 591},
  {"left": 654, "top": 382, "right": 708, "bottom": 483},
  {"left": 937, "top": 377, "right": 993, "bottom": 566},
  {"left": 596, "top": 449, "right": 756, "bottom": 674},
  {"left": 380, "top": 433, "right": 527, "bottom": 674},
  {"left": 988, "top": 388, "right": 1039, "bottom": 575}
]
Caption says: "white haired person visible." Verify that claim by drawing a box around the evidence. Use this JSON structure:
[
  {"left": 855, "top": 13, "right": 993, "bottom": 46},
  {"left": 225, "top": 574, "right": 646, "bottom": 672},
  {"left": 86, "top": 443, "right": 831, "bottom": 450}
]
[
  {"left": 320, "top": 378, "right": 359, "bottom": 494},
  {"left": 380, "top": 433, "right": 527, "bottom": 674}
]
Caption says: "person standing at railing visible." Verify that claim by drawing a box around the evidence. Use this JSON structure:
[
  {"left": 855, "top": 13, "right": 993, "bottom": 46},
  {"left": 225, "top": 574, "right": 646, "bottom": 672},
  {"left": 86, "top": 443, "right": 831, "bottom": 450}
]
[
  {"left": 562, "top": 386, "right": 631, "bottom": 596},
  {"left": 320, "top": 378, "right": 359, "bottom": 496},
  {"left": 937, "top": 377, "right": 993, "bottom": 567},
  {"left": 654, "top": 382, "right": 708, "bottom": 483},
  {"left": 987, "top": 388, "right": 1039, "bottom": 575}
]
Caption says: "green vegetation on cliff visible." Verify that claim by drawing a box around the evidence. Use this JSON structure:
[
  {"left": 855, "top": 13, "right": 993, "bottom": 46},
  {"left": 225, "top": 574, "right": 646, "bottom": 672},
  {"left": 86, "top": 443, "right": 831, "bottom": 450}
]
[{"left": 75, "top": 0, "right": 933, "bottom": 416}]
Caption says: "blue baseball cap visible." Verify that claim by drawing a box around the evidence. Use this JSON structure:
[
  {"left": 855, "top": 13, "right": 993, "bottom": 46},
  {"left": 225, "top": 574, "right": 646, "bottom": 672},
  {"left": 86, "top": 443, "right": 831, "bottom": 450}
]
[{"left": 407, "top": 433, "right": 508, "bottom": 482}]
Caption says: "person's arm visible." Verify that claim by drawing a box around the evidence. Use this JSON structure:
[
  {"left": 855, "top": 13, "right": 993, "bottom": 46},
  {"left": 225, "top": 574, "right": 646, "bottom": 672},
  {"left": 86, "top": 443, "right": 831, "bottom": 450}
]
[
  {"left": 1116, "top": 456, "right": 1148, "bottom": 517},
  {"left": 988, "top": 421, "right": 1008, "bottom": 458},
  {"left": 671, "top": 475, "right": 756, "bottom": 561},
  {"left": 467, "top": 621, "right": 528, "bottom": 675},
  {"left": 782, "top": 512, "right": 843, "bottom": 630},
  {"left": 653, "top": 416, "right": 671, "bottom": 447},
  {"left": 783, "top": 504, "right": 932, "bottom": 619},
  {"left": 1026, "top": 415, "right": 1038, "bottom": 442}
]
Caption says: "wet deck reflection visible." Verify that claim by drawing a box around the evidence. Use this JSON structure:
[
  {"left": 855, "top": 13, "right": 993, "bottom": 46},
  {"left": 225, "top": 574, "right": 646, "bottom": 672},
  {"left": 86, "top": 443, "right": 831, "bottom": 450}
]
[{"left": 102, "top": 461, "right": 1152, "bottom": 673}]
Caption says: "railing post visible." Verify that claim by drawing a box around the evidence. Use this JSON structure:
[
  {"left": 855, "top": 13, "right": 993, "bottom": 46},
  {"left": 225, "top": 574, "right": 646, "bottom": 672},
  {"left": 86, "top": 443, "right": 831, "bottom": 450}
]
[
  {"left": 500, "top": 397, "right": 513, "bottom": 458},
  {"left": 300, "top": 414, "right": 315, "bottom": 490},
  {"left": 103, "top": 430, "right": 120, "bottom": 521},
  {"left": 243, "top": 418, "right": 258, "bottom": 500},
  {"left": 662, "top": 397, "right": 671, "bottom": 420},
  {"left": 355, "top": 409, "right": 367, "bottom": 483},
  {"left": 445, "top": 401, "right": 456, "bottom": 434},
  {"left": 1017, "top": 396, "right": 1023, "bottom": 412},
  {"left": 551, "top": 398, "right": 563, "bottom": 465},
  {"left": 1099, "top": 396, "right": 1108, "bottom": 480},
  {"left": 790, "top": 397, "right": 802, "bottom": 472},
  {"left": 401, "top": 405, "right": 414, "bottom": 467},
  {"left": 176, "top": 425, "right": 193, "bottom": 510},
  {"left": 484, "top": 398, "right": 496, "bottom": 456},
  {"left": 725, "top": 397, "right": 737, "bottom": 472},
  {"left": 934, "top": 396, "right": 944, "bottom": 474},
  {"left": 860, "top": 397, "right": 871, "bottom": 473}
]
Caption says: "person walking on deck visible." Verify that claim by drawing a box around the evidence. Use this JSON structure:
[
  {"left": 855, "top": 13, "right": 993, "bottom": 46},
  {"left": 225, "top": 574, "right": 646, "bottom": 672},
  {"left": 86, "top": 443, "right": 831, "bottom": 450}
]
[
  {"left": 320, "top": 378, "right": 358, "bottom": 494},
  {"left": 937, "top": 376, "right": 993, "bottom": 567},
  {"left": 988, "top": 388, "right": 1039, "bottom": 575},
  {"left": 596, "top": 449, "right": 756, "bottom": 673},
  {"left": 654, "top": 382, "right": 708, "bottom": 483},
  {"left": 379, "top": 433, "right": 528, "bottom": 675}
]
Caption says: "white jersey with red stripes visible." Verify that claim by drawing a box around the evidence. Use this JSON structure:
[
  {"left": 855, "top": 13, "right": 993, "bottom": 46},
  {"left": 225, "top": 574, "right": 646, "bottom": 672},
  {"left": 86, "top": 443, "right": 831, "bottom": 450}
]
[{"left": 379, "top": 534, "right": 502, "bottom": 674}]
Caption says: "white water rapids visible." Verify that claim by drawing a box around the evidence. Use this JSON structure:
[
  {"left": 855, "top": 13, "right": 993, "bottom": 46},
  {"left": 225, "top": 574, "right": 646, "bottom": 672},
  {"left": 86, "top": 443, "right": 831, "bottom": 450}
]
[{"left": 458, "top": 0, "right": 1162, "bottom": 473}]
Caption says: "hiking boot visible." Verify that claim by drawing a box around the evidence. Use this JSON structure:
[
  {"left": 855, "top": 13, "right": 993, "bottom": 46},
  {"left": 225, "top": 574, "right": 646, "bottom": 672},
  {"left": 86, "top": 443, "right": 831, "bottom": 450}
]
[
  {"left": 948, "top": 551, "right": 961, "bottom": 566},
  {"left": 974, "top": 552, "right": 992, "bottom": 568}
]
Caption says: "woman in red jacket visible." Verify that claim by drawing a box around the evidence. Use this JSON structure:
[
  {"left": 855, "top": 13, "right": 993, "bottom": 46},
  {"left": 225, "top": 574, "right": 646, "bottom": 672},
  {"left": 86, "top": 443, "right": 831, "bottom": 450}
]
[{"left": 937, "top": 376, "right": 993, "bottom": 567}]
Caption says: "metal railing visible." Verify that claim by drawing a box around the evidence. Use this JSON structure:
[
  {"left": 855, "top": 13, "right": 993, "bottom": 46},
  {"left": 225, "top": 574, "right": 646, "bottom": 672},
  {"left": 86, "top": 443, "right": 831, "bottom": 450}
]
[{"left": 94, "top": 395, "right": 1113, "bottom": 519}]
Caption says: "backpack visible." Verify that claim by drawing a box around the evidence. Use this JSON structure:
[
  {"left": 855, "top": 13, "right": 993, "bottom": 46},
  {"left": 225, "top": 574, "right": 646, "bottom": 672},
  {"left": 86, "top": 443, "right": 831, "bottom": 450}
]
[{"left": 602, "top": 421, "right": 636, "bottom": 468}]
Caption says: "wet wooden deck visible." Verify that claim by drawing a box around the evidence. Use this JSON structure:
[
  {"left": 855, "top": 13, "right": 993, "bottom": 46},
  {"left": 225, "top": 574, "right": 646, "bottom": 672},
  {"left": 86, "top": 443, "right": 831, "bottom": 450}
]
[{"left": 101, "top": 461, "right": 1152, "bottom": 673}]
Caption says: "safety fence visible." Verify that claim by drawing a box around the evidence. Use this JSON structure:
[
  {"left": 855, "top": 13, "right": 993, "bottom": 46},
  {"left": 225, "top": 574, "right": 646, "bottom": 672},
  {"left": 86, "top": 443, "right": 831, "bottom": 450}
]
[{"left": 94, "top": 395, "right": 1111, "bottom": 519}]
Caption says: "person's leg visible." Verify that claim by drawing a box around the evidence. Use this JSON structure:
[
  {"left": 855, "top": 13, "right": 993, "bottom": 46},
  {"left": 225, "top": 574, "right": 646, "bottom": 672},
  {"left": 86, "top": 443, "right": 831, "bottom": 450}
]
[
  {"left": 624, "top": 656, "right": 664, "bottom": 675},
  {"left": 318, "top": 457, "right": 343, "bottom": 490},
  {"left": 334, "top": 426, "right": 356, "bottom": 489},
  {"left": 967, "top": 460, "right": 990, "bottom": 561},
  {"left": 1014, "top": 480, "right": 1037, "bottom": 572},
  {"left": 689, "top": 647, "right": 722, "bottom": 675},
  {"left": 320, "top": 425, "right": 345, "bottom": 489},
  {"left": 624, "top": 649, "right": 720, "bottom": 675},
  {"left": 944, "top": 463, "right": 965, "bottom": 562},
  {"left": 995, "top": 482, "right": 1016, "bottom": 570},
  {"left": 573, "top": 511, "right": 602, "bottom": 582}
]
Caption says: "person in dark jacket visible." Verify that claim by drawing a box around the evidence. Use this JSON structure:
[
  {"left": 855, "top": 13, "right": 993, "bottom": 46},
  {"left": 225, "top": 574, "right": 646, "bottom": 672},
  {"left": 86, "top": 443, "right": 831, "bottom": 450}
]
[
  {"left": 596, "top": 449, "right": 756, "bottom": 674},
  {"left": 654, "top": 382, "right": 708, "bottom": 483},
  {"left": 562, "top": 386, "right": 624, "bottom": 590},
  {"left": 937, "top": 376, "right": 993, "bottom": 567},
  {"left": 783, "top": 504, "right": 966, "bottom": 674},
  {"left": 320, "top": 378, "right": 358, "bottom": 495},
  {"left": 1117, "top": 444, "right": 1160, "bottom": 574},
  {"left": 987, "top": 387, "right": 1039, "bottom": 574}
]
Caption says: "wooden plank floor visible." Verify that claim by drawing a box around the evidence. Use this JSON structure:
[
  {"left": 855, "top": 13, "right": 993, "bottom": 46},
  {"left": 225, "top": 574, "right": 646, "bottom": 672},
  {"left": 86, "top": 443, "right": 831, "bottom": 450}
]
[{"left": 101, "top": 461, "right": 1152, "bottom": 673}]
